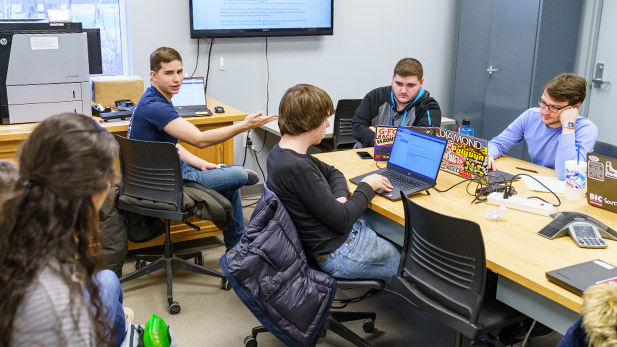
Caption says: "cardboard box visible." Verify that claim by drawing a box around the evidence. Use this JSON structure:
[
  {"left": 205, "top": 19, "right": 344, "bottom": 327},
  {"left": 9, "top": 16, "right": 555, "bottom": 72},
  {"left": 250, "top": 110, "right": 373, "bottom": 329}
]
[{"left": 91, "top": 76, "right": 144, "bottom": 107}]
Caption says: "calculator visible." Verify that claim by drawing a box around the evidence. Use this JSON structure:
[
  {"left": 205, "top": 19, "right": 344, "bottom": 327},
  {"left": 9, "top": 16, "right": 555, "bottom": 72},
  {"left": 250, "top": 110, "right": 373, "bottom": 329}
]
[{"left": 567, "top": 222, "right": 607, "bottom": 249}]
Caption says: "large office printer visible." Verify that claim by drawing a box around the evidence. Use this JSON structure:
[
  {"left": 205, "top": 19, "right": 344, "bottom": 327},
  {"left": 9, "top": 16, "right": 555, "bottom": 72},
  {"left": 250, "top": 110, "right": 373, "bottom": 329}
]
[{"left": 0, "top": 21, "right": 92, "bottom": 124}]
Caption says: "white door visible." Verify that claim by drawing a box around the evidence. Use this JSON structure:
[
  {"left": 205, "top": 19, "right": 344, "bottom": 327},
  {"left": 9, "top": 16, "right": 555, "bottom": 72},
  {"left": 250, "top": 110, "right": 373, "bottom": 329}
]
[{"left": 587, "top": 0, "right": 617, "bottom": 145}]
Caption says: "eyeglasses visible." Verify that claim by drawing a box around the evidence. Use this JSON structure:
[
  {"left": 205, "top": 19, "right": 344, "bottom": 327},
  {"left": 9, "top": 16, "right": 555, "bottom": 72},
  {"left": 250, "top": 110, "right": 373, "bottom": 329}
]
[{"left": 537, "top": 98, "right": 570, "bottom": 113}]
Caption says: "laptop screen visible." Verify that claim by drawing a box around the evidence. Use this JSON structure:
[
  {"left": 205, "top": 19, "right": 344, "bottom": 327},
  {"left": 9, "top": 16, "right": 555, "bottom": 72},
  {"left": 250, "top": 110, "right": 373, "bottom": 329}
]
[
  {"left": 172, "top": 77, "right": 206, "bottom": 107},
  {"left": 388, "top": 127, "right": 447, "bottom": 180}
]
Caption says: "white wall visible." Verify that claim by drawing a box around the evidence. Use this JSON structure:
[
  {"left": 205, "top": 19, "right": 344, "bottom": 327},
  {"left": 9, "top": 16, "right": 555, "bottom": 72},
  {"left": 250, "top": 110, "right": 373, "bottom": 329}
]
[{"left": 126, "top": 0, "right": 459, "bottom": 180}]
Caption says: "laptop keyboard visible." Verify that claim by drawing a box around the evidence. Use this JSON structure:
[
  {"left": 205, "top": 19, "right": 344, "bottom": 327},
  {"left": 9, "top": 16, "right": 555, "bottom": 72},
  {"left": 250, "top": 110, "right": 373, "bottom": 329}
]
[
  {"left": 177, "top": 107, "right": 211, "bottom": 115},
  {"left": 383, "top": 170, "right": 423, "bottom": 190}
]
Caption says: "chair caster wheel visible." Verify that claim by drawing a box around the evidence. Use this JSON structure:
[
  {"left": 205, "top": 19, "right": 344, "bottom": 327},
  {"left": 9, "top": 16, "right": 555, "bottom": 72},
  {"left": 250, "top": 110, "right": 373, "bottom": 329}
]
[
  {"left": 362, "top": 318, "right": 375, "bottom": 332},
  {"left": 244, "top": 335, "right": 258, "bottom": 347},
  {"left": 195, "top": 253, "right": 204, "bottom": 266},
  {"left": 220, "top": 277, "right": 232, "bottom": 290},
  {"left": 135, "top": 259, "right": 147, "bottom": 270},
  {"left": 169, "top": 301, "right": 181, "bottom": 315}
]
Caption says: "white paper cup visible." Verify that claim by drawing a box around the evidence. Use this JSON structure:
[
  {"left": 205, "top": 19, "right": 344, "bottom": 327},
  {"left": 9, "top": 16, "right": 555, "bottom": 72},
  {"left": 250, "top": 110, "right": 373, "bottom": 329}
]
[{"left": 564, "top": 160, "right": 587, "bottom": 201}]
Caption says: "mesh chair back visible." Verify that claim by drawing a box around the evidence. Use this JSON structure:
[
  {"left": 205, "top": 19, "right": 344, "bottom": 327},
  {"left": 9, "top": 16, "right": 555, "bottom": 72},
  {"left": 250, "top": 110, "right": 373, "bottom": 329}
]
[
  {"left": 400, "top": 194, "right": 486, "bottom": 324},
  {"left": 115, "top": 135, "right": 183, "bottom": 212},
  {"left": 593, "top": 141, "right": 617, "bottom": 158},
  {"left": 333, "top": 99, "right": 362, "bottom": 149}
]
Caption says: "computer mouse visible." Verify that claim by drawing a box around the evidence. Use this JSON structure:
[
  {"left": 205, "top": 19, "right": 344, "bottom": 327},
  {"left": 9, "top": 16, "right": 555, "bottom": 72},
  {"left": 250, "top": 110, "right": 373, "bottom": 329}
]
[{"left": 214, "top": 106, "right": 225, "bottom": 113}]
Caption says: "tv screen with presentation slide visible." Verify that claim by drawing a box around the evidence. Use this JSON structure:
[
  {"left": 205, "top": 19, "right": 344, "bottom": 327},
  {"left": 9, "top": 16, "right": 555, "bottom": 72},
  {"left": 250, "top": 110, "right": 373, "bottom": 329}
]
[{"left": 189, "top": 0, "right": 334, "bottom": 38}]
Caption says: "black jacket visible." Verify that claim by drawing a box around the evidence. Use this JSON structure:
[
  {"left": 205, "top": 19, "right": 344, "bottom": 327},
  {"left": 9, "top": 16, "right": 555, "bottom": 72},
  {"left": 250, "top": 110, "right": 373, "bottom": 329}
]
[
  {"left": 221, "top": 184, "right": 336, "bottom": 346},
  {"left": 99, "top": 180, "right": 232, "bottom": 277},
  {"left": 352, "top": 86, "right": 442, "bottom": 147}
]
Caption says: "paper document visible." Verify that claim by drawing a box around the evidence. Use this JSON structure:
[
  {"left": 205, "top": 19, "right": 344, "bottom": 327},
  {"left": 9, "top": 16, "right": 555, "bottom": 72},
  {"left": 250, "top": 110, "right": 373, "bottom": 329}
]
[{"left": 521, "top": 175, "right": 565, "bottom": 193}]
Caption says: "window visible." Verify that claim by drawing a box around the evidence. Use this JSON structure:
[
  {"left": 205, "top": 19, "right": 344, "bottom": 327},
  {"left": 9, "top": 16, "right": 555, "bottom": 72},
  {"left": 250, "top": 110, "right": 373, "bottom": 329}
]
[{"left": 1, "top": 0, "right": 126, "bottom": 75}]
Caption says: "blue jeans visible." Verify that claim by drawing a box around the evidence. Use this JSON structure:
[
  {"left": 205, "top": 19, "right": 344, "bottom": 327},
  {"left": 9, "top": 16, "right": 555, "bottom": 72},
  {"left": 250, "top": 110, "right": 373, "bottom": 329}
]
[
  {"left": 353, "top": 141, "right": 366, "bottom": 149},
  {"left": 83, "top": 270, "right": 125, "bottom": 347},
  {"left": 180, "top": 161, "right": 246, "bottom": 248},
  {"left": 317, "top": 220, "right": 401, "bottom": 283}
]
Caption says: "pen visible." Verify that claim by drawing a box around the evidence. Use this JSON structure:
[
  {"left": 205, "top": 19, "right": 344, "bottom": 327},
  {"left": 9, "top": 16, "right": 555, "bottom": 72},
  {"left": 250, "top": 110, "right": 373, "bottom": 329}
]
[{"left": 515, "top": 166, "right": 538, "bottom": 173}]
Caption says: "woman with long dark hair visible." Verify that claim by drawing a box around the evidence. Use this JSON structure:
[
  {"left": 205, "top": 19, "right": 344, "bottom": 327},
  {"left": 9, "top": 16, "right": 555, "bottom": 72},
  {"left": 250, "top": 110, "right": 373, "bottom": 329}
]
[{"left": 0, "top": 113, "right": 127, "bottom": 346}]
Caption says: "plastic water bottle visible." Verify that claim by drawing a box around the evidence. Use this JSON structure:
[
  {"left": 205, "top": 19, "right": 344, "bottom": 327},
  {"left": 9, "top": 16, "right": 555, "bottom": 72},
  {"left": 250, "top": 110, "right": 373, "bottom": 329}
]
[{"left": 459, "top": 119, "right": 474, "bottom": 137}]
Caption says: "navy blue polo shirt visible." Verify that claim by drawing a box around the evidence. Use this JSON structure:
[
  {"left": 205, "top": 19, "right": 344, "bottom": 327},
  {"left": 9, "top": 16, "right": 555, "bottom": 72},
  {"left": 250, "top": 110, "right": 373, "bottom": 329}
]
[{"left": 127, "top": 86, "right": 179, "bottom": 144}]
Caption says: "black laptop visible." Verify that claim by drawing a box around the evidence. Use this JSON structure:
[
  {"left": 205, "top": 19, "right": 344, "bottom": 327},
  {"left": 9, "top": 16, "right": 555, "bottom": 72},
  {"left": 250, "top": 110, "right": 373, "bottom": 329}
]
[
  {"left": 172, "top": 77, "right": 212, "bottom": 116},
  {"left": 350, "top": 127, "right": 448, "bottom": 201},
  {"left": 546, "top": 259, "right": 617, "bottom": 296}
]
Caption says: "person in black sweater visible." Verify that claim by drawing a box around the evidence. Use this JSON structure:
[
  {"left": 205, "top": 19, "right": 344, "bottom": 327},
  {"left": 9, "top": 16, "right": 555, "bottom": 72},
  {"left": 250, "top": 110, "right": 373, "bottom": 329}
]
[
  {"left": 267, "top": 84, "right": 401, "bottom": 283},
  {"left": 352, "top": 58, "right": 442, "bottom": 147}
]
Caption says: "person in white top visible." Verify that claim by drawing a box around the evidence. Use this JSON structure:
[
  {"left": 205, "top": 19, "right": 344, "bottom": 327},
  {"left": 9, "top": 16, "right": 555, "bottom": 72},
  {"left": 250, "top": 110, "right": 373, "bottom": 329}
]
[{"left": 0, "top": 113, "right": 129, "bottom": 346}]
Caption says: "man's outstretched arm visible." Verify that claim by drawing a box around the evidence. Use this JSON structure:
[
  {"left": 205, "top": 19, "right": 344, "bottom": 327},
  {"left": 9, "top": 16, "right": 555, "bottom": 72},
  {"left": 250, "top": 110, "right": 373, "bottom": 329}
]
[{"left": 164, "top": 112, "right": 278, "bottom": 149}]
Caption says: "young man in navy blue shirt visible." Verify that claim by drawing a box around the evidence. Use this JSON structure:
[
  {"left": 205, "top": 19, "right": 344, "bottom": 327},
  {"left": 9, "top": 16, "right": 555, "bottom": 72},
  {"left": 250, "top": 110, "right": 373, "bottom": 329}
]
[{"left": 128, "top": 47, "right": 277, "bottom": 249}]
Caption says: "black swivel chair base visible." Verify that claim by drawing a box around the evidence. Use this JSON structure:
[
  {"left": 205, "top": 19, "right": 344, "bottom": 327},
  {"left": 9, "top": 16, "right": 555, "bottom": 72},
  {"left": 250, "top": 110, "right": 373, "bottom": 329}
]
[
  {"left": 244, "top": 277, "right": 384, "bottom": 347},
  {"left": 120, "top": 222, "right": 231, "bottom": 315},
  {"left": 244, "top": 311, "right": 377, "bottom": 347}
]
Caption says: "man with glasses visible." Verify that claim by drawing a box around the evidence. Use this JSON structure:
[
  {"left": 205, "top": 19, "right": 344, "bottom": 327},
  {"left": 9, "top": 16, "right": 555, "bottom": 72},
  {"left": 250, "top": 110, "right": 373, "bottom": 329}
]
[{"left": 487, "top": 73, "right": 598, "bottom": 180}]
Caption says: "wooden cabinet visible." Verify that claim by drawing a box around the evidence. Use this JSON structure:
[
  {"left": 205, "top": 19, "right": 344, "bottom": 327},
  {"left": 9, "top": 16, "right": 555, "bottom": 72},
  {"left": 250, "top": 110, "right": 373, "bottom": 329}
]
[{"left": 0, "top": 98, "right": 247, "bottom": 250}]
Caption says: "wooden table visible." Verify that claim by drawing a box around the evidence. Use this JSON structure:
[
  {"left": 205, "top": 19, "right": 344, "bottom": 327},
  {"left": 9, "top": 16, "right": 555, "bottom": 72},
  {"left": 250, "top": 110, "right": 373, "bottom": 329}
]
[
  {"left": 313, "top": 149, "right": 617, "bottom": 334},
  {"left": 0, "top": 97, "right": 247, "bottom": 250}
]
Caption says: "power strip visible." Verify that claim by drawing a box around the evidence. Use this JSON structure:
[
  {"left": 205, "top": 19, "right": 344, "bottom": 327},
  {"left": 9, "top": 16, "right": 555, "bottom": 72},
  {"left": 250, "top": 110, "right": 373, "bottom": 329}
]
[{"left": 486, "top": 192, "right": 555, "bottom": 216}]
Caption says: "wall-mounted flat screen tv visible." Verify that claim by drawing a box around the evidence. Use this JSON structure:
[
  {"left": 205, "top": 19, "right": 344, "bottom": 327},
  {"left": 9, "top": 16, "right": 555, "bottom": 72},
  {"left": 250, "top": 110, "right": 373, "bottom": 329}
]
[{"left": 189, "top": 0, "right": 334, "bottom": 38}]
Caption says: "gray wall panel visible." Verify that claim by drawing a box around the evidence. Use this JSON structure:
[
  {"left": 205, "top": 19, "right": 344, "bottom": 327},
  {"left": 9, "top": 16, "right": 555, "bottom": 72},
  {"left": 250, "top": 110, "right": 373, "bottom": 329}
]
[
  {"left": 451, "top": 0, "right": 493, "bottom": 135},
  {"left": 453, "top": 0, "right": 581, "bottom": 161}
]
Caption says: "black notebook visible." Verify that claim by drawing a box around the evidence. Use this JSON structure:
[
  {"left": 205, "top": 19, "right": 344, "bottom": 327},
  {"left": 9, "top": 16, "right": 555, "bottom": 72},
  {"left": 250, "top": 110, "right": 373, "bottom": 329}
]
[{"left": 546, "top": 259, "right": 617, "bottom": 296}]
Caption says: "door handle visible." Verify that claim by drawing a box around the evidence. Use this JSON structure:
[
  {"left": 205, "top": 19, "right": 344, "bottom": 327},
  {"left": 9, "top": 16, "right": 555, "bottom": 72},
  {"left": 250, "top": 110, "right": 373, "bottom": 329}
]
[
  {"left": 486, "top": 66, "right": 499, "bottom": 75},
  {"left": 593, "top": 63, "right": 611, "bottom": 88},
  {"left": 592, "top": 79, "right": 611, "bottom": 88}
]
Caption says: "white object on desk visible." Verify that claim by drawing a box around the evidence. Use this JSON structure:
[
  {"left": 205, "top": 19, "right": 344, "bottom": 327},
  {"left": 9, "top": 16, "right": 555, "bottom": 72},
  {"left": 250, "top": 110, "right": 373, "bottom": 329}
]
[
  {"left": 486, "top": 192, "right": 555, "bottom": 216},
  {"left": 521, "top": 176, "right": 566, "bottom": 194}
]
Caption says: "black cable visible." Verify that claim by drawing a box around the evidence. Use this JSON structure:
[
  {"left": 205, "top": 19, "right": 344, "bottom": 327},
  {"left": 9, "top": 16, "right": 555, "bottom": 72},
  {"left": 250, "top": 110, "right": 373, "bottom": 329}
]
[
  {"left": 265, "top": 37, "right": 270, "bottom": 115},
  {"left": 242, "top": 129, "right": 251, "bottom": 166},
  {"left": 430, "top": 173, "right": 514, "bottom": 205},
  {"left": 190, "top": 38, "right": 200, "bottom": 77},
  {"left": 469, "top": 174, "right": 510, "bottom": 204},
  {"left": 254, "top": 129, "right": 268, "bottom": 153},
  {"left": 253, "top": 148, "right": 266, "bottom": 181},
  {"left": 242, "top": 196, "right": 260, "bottom": 208},
  {"left": 432, "top": 177, "right": 475, "bottom": 193},
  {"left": 331, "top": 289, "right": 378, "bottom": 309},
  {"left": 506, "top": 173, "right": 562, "bottom": 207},
  {"left": 204, "top": 38, "right": 214, "bottom": 96},
  {"left": 242, "top": 200, "right": 259, "bottom": 208}
]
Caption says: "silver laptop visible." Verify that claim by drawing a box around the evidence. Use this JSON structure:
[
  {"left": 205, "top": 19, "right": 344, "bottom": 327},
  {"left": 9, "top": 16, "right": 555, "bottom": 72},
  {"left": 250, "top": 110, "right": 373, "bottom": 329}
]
[
  {"left": 172, "top": 77, "right": 212, "bottom": 116},
  {"left": 350, "top": 127, "right": 448, "bottom": 201}
]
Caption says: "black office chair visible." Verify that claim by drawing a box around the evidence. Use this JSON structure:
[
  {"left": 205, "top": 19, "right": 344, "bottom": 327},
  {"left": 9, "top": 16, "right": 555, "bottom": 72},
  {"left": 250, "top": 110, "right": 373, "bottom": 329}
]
[
  {"left": 115, "top": 135, "right": 231, "bottom": 314},
  {"left": 390, "top": 192, "right": 526, "bottom": 346},
  {"left": 315, "top": 99, "right": 362, "bottom": 152},
  {"left": 245, "top": 278, "right": 385, "bottom": 347},
  {"left": 593, "top": 140, "right": 617, "bottom": 158}
]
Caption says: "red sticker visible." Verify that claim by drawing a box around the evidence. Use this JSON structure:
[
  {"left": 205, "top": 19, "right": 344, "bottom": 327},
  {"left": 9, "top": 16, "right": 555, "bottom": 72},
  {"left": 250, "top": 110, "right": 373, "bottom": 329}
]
[{"left": 596, "top": 277, "right": 617, "bottom": 285}]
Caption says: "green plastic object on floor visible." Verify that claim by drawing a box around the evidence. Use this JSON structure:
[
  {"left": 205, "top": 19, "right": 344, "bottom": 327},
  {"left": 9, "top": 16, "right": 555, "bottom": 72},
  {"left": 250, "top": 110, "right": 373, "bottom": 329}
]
[{"left": 143, "top": 314, "right": 171, "bottom": 347}]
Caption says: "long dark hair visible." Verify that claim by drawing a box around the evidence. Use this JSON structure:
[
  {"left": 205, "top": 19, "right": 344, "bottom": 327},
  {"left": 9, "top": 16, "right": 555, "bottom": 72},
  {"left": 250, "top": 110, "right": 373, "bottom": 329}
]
[{"left": 0, "top": 113, "right": 118, "bottom": 346}]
